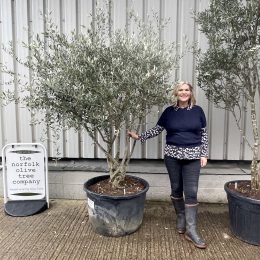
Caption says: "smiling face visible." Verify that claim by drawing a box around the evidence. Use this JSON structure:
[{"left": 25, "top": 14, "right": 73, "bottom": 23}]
[{"left": 176, "top": 83, "right": 191, "bottom": 107}]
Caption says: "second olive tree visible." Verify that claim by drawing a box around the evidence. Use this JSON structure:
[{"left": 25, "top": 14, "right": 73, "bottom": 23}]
[{"left": 196, "top": 0, "right": 260, "bottom": 190}]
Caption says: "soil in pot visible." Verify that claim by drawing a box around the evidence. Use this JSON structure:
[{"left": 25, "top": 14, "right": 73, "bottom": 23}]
[
  {"left": 88, "top": 175, "right": 145, "bottom": 196},
  {"left": 228, "top": 180, "right": 260, "bottom": 200}
]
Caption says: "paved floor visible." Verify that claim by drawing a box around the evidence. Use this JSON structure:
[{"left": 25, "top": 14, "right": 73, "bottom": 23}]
[{"left": 1, "top": 199, "right": 260, "bottom": 260}]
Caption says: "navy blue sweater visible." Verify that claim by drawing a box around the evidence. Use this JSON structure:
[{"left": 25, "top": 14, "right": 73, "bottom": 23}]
[{"left": 157, "top": 105, "right": 206, "bottom": 147}]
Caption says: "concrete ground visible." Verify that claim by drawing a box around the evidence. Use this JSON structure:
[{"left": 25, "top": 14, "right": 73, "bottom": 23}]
[{"left": 0, "top": 199, "right": 260, "bottom": 260}]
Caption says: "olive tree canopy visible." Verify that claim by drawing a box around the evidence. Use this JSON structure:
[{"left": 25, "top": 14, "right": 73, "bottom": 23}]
[{"left": 3, "top": 9, "right": 180, "bottom": 188}]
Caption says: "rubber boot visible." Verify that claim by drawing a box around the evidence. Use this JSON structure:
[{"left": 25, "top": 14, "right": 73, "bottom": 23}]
[
  {"left": 171, "top": 196, "right": 186, "bottom": 234},
  {"left": 184, "top": 205, "right": 206, "bottom": 249}
]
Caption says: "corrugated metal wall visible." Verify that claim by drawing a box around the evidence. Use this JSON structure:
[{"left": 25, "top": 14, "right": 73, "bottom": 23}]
[{"left": 0, "top": 0, "right": 258, "bottom": 160}]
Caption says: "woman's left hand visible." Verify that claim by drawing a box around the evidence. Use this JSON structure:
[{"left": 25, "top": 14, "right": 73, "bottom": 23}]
[{"left": 200, "top": 157, "right": 207, "bottom": 167}]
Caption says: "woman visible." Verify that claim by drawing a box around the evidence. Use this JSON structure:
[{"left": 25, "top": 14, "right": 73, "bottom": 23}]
[{"left": 128, "top": 81, "right": 208, "bottom": 249}]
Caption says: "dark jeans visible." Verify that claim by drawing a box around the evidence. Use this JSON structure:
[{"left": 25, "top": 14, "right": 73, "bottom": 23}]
[{"left": 164, "top": 156, "right": 201, "bottom": 205}]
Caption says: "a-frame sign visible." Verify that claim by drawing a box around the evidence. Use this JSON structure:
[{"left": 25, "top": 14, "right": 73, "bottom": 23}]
[{"left": 2, "top": 143, "right": 49, "bottom": 216}]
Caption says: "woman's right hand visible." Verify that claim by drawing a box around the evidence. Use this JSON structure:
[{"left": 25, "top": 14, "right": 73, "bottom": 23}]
[{"left": 127, "top": 131, "right": 140, "bottom": 140}]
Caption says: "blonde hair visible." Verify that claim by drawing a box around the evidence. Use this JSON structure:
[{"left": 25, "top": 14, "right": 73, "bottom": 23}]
[{"left": 171, "top": 81, "right": 196, "bottom": 108}]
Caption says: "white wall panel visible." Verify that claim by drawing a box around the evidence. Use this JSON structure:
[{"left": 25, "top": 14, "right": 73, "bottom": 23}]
[
  {"left": 47, "top": 0, "right": 61, "bottom": 29},
  {"left": 227, "top": 110, "right": 243, "bottom": 160},
  {"left": 145, "top": 106, "right": 160, "bottom": 159},
  {"left": 79, "top": 0, "right": 93, "bottom": 34},
  {"left": 128, "top": 0, "right": 143, "bottom": 32},
  {"left": 78, "top": 0, "right": 95, "bottom": 158},
  {"left": 144, "top": 0, "right": 161, "bottom": 159},
  {"left": 47, "top": 0, "right": 65, "bottom": 158},
  {"left": 163, "top": 0, "right": 178, "bottom": 84},
  {"left": 63, "top": 0, "right": 77, "bottom": 33},
  {"left": 209, "top": 107, "right": 225, "bottom": 159},
  {"left": 130, "top": 117, "right": 143, "bottom": 159},
  {"left": 0, "top": 0, "right": 4, "bottom": 148},
  {"left": 1, "top": 0, "right": 18, "bottom": 144},
  {"left": 178, "top": 0, "right": 196, "bottom": 83},
  {"left": 15, "top": 0, "right": 33, "bottom": 143},
  {"left": 62, "top": 0, "right": 79, "bottom": 158},
  {"left": 0, "top": 0, "right": 259, "bottom": 161},
  {"left": 30, "top": 0, "right": 49, "bottom": 150},
  {"left": 196, "top": 0, "right": 209, "bottom": 119},
  {"left": 82, "top": 128, "right": 95, "bottom": 158},
  {"left": 113, "top": 0, "right": 127, "bottom": 31}
]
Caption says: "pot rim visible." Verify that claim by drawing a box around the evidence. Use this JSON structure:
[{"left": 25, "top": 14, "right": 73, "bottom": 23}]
[
  {"left": 224, "top": 180, "right": 260, "bottom": 205},
  {"left": 83, "top": 174, "right": 149, "bottom": 200}
]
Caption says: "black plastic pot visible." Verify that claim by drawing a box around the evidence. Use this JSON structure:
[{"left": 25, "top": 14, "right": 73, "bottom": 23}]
[
  {"left": 224, "top": 180, "right": 260, "bottom": 246},
  {"left": 83, "top": 175, "right": 149, "bottom": 237}
]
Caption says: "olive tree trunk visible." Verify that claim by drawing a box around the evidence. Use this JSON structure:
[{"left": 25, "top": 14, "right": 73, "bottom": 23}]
[{"left": 250, "top": 100, "right": 260, "bottom": 190}]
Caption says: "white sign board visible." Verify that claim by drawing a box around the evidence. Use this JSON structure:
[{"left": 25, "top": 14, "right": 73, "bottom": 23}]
[{"left": 2, "top": 143, "right": 48, "bottom": 202}]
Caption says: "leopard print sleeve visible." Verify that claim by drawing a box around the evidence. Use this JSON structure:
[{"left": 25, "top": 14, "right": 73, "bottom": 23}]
[
  {"left": 139, "top": 125, "right": 164, "bottom": 143},
  {"left": 201, "top": 127, "right": 209, "bottom": 157}
]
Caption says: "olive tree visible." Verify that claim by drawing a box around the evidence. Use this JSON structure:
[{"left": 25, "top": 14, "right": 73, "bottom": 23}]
[
  {"left": 3, "top": 8, "right": 180, "bottom": 188},
  {"left": 196, "top": 0, "right": 260, "bottom": 190}
]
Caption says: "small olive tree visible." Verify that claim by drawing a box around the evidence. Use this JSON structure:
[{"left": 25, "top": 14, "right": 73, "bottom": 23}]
[
  {"left": 196, "top": 0, "right": 260, "bottom": 190},
  {"left": 3, "top": 9, "right": 179, "bottom": 188}
]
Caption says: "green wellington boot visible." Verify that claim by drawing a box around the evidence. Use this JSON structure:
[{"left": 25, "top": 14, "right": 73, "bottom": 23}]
[
  {"left": 184, "top": 205, "right": 206, "bottom": 249},
  {"left": 171, "top": 196, "right": 186, "bottom": 234}
]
